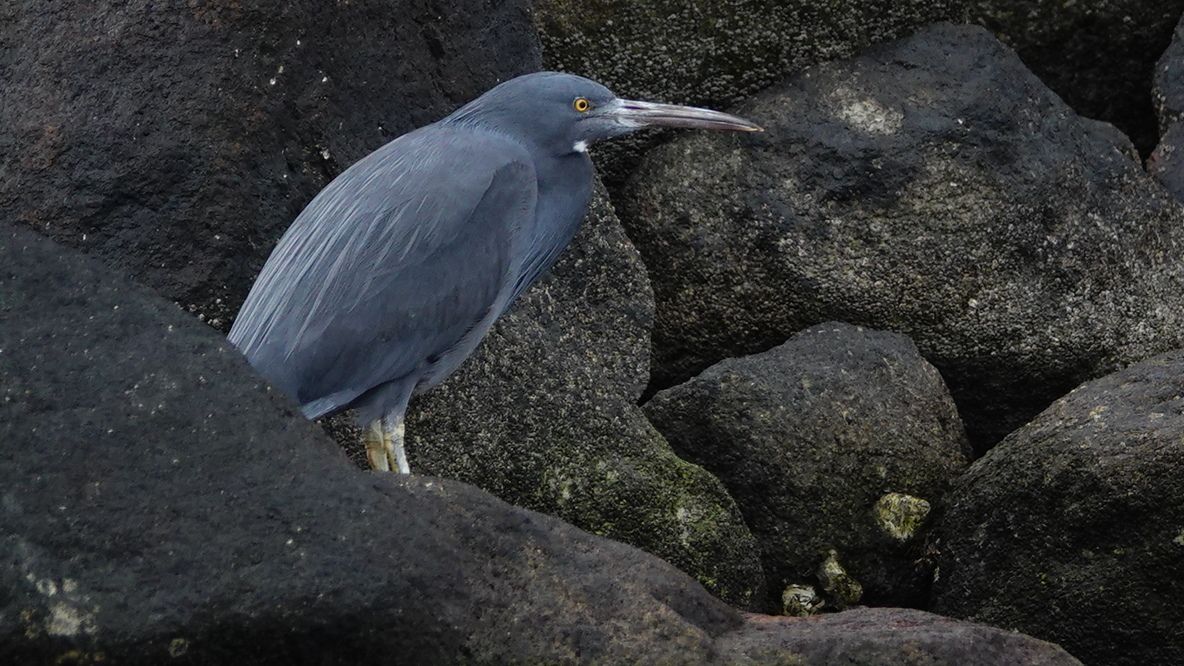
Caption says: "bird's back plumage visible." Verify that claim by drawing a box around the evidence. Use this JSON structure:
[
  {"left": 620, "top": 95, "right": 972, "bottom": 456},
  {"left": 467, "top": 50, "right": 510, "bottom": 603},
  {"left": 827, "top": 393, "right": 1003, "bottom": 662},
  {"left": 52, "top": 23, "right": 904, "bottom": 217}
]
[{"left": 229, "top": 126, "right": 537, "bottom": 421}]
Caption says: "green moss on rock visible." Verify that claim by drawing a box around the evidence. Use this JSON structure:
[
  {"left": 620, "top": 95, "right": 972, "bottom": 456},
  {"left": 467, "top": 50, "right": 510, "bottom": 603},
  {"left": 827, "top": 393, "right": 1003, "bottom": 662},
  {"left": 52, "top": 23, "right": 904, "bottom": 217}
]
[
  {"left": 781, "top": 584, "right": 823, "bottom": 617},
  {"left": 817, "top": 551, "right": 863, "bottom": 610},
  {"left": 646, "top": 323, "right": 969, "bottom": 609},
  {"left": 873, "top": 493, "right": 932, "bottom": 542}
]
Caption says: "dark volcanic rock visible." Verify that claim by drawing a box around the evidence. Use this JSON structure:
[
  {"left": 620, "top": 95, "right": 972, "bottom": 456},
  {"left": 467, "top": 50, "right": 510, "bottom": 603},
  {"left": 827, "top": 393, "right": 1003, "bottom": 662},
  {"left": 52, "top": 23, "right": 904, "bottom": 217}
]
[
  {"left": 931, "top": 349, "right": 1184, "bottom": 666},
  {"left": 1154, "top": 13, "right": 1184, "bottom": 133},
  {"left": 724, "top": 608, "right": 1081, "bottom": 665},
  {"left": 645, "top": 324, "right": 970, "bottom": 610},
  {"left": 973, "top": 0, "right": 1184, "bottom": 155},
  {"left": 532, "top": 0, "right": 970, "bottom": 189},
  {"left": 0, "top": 0, "right": 538, "bottom": 326},
  {"left": 1151, "top": 16, "right": 1184, "bottom": 202},
  {"left": 0, "top": 222, "right": 1079, "bottom": 665},
  {"left": 1148, "top": 123, "right": 1184, "bottom": 202},
  {"left": 535, "top": 0, "right": 969, "bottom": 109},
  {"left": 621, "top": 24, "right": 1184, "bottom": 449},
  {"left": 403, "top": 184, "right": 766, "bottom": 609},
  {"left": 0, "top": 219, "right": 704, "bottom": 662}
]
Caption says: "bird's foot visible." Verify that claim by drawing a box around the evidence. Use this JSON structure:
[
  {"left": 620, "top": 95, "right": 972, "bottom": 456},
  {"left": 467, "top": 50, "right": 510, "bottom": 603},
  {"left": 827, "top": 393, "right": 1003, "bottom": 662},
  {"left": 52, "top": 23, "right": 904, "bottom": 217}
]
[
  {"left": 382, "top": 416, "right": 411, "bottom": 475},
  {"left": 364, "top": 417, "right": 410, "bottom": 474},
  {"left": 364, "top": 421, "right": 390, "bottom": 472}
]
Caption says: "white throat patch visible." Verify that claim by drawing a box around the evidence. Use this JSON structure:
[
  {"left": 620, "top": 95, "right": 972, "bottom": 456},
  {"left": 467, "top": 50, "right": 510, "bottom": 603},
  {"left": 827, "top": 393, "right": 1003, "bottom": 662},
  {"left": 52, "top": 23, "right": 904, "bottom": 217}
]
[{"left": 573, "top": 140, "right": 588, "bottom": 153}]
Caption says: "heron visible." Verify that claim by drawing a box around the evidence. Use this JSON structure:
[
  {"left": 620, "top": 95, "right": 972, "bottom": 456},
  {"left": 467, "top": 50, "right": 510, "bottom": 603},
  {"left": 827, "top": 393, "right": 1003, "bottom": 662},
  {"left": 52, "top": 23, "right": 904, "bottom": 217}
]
[{"left": 228, "top": 72, "right": 761, "bottom": 473}]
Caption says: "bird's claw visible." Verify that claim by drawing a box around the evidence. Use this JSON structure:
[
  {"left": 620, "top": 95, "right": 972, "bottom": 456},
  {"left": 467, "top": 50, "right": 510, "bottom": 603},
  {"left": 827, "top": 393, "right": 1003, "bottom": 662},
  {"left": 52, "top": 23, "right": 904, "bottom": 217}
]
[
  {"left": 364, "top": 421, "right": 391, "bottom": 472},
  {"left": 364, "top": 417, "right": 410, "bottom": 474}
]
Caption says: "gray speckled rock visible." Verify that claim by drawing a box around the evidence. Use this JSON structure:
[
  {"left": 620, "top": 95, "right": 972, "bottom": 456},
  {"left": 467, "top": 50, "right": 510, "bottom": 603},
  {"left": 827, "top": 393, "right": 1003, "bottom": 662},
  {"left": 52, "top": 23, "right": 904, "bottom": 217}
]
[
  {"left": 931, "top": 349, "right": 1184, "bottom": 666},
  {"left": 1154, "top": 13, "right": 1184, "bottom": 134},
  {"left": 645, "top": 324, "right": 969, "bottom": 610},
  {"left": 621, "top": 24, "right": 1184, "bottom": 449},
  {"left": 329, "top": 183, "right": 767, "bottom": 609},
  {"left": 532, "top": 0, "right": 969, "bottom": 188},
  {"left": 1148, "top": 123, "right": 1184, "bottom": 202},
  {"left": 1151, "top": 16, "right": 1184, "bottom": 203},
  {"left": 974, "top": 0, "right": 1184, "bottom": 155}
]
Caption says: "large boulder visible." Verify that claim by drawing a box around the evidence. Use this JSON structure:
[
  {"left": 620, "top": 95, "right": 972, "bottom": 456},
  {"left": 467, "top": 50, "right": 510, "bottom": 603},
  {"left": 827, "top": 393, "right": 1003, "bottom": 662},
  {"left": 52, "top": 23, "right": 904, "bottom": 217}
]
[
  {"left": 620, "top": 24, "right": 1184, "bottom": 449},
  {"left": 405, "top": 184, "right": 766, "bottom": 609},
  {"left": 972, "top": 0, "right": 1184, "bottom": 155},
  {"left": 0, "top": 0, "right": 538, "bottom": 327},
  {"left": 645, "top": 324, "right": 970, "bottom": 610},
  {"left": 931, "top": 349, "right": 1184, "bottom": 666},
  {"left": 531, "top": 0, "right": 970, "bottom": 188},
  {"left": 0, "top": 221, "right": 1082, "bottom": 665}
]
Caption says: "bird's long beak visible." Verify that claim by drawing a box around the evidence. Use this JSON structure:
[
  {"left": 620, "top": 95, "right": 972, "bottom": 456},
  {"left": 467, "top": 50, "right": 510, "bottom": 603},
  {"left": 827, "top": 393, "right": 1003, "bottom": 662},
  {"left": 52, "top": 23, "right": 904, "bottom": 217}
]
[{"left": 609, "top": 99, "right": 763, "bottom": 132}]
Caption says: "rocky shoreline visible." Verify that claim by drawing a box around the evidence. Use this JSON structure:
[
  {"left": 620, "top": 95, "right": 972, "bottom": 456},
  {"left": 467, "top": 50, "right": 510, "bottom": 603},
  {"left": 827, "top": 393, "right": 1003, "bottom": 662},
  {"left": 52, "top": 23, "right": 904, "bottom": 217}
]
[{"left": 5, "top": 2, "right": 1184, "bottom": 663}]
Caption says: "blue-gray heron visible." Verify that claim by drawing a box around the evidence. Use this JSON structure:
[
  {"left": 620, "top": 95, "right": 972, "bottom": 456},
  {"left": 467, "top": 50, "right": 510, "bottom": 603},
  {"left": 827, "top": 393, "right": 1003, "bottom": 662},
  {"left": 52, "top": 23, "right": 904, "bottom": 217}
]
[{"left": 229, "top": 72, "right": 760, "bottom": 473}]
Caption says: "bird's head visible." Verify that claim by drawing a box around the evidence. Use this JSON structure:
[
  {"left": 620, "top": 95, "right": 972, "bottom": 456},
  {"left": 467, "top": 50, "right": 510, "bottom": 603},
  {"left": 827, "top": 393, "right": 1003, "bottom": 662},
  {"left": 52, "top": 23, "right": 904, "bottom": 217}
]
[{"left": 447, "top": 71, "right": 762, "bottom": 157}]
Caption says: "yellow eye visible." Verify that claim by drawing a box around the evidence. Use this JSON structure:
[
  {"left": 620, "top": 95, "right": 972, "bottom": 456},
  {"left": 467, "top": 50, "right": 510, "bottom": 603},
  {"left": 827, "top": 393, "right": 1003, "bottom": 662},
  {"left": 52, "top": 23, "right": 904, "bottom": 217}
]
[{"left": 573, "top": 97, "right": 591, "bottom": 113}]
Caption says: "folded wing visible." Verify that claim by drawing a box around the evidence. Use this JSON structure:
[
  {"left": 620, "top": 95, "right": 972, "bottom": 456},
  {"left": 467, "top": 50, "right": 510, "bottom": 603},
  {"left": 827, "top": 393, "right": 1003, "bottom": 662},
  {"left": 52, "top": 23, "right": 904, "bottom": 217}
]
[{"left": 229, "top": 127, "right": 537, "bottom": 417}]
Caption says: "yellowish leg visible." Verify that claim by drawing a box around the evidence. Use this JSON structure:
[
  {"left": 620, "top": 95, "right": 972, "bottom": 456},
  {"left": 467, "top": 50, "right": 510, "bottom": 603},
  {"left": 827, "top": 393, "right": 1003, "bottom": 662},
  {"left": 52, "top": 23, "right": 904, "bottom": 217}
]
[
  {"left": 383, "top": 414, "right": 410, "bottom": 474},
  {"left": 364, "top": 420, "right": 391, "bottom": 472}
]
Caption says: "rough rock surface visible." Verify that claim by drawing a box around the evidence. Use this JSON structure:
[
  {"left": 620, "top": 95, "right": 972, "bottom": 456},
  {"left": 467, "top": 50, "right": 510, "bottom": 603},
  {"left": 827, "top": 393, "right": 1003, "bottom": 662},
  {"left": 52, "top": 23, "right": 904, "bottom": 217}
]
[
  {"left": 532, "top": 0, "right": 970, "bottom": 188},
  {"left": 973, "top": 0, "right": 1184, "bottom": 155},
  {"left": 0, "top": 222, "right": 1080, "bottom": 665},
  {"left": 621, "top": 24, "right": 1184, "bottom": 448},
  {"left": 723, "top": 609, "right": 1081, "bottom": 665},
  {"left": 645, "top": 324, "right": 970, "bottom": 610},
  {"left": 932, "top": 349, "right": 1184, "bottom": 666},
  {"left": 1148, "top": 123, "right": 1184, "bottom": 202},
  {"left": 1150, "top": 16, "right": 1184, "bottom": 202},
  {"left": 406, "top": 184, "right": 765, "bottom": 608},
  {"left": 0, "top": 0, "right": 538, "bottom": 327},
  {"left": 1154, "top": 13, "right": 1184, "bottom": 133}
]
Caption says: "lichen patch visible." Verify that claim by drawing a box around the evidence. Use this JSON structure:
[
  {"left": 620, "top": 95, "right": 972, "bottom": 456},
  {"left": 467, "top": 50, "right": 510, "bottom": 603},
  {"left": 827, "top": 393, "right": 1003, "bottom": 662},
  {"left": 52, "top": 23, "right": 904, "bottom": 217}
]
[
  {"left": 874, "top": 492, "right": 932, "bottom": 542},
  {"left": 831, "top": 88, "right": 904, "bottom": 135},
  {"left": 47, "top": 601, "right": 95, "bottom": 637}
]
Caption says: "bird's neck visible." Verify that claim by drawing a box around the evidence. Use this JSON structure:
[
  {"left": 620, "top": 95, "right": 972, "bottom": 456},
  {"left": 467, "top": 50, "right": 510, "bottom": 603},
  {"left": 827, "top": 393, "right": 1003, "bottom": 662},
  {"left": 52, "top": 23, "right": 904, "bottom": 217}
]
[{"left": 527, "top": 151, "right": 594, "bottom": 264}]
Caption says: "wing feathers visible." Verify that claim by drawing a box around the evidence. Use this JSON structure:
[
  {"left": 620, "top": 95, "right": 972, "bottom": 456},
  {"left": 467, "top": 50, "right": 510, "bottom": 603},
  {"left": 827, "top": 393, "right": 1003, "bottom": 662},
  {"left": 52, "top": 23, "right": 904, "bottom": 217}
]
[{"left": 229, "top": 127, "right": 537, "bottom": 415}]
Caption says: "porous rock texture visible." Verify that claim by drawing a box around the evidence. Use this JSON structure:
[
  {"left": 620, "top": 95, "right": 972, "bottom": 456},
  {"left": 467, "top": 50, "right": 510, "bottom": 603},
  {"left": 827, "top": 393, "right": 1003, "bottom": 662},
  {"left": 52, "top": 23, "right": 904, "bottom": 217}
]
[
  {"left": 645, "top": 324, "right": 970, "bottom": 610},
  {"left": 932, "top": 349, "right": 1184, "bottom": 666},
  {"left": 1150, "top": 15, "right": 1184, "bottom": 202},
  {"left": 531, "top": 0, "right": 970, "bottom": 188},
  {"left": 973, "top": 0, "right": 1184, "bottom": 155},
  {"left": 408, "top": 183, "right": 766, "bottom": 609},
  {"left": 1154, "top": 13, "right": 1184, "bottom": 133},
  {"left": 1147, "top": 123, "right": 1184, "bottom": 202},
  {"left": 0, "top": 0, "right": 539, "bottom": 328},
  {"left": 621, "top": 24, "right": 1184, "bottom": 449},
  {"left": 0, "top": 221, "right": 1082, "bottom": 665}
]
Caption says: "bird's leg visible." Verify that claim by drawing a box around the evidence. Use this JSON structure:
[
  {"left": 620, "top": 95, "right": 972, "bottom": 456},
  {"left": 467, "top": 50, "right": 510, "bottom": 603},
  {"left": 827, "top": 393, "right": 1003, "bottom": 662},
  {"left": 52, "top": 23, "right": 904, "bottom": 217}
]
[
  {"left": 382, "top": 412, "right": 410, "bottom": 474},
  {"left": 364, "top": 419, "right": 391, "bottom": 472}
]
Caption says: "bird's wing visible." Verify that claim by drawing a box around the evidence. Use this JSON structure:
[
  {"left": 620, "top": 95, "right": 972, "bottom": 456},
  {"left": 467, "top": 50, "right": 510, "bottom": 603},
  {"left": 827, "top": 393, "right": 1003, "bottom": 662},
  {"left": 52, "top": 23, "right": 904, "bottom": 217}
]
[{"left": 229, "top": 127, "right": 537, "bottom": 416}]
